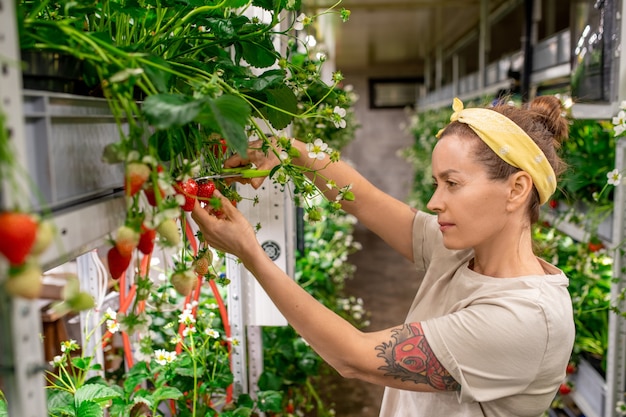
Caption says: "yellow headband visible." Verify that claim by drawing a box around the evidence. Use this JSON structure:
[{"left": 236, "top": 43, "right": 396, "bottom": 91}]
[{"left": 437, "top": 97, "right": 556, "bottom": 205}]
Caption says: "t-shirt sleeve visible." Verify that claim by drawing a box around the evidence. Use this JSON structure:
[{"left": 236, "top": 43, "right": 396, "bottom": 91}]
[
  {"left": 412, "top": 211, "right": 441, "bottom": 273},
  {"left": 421, "top": 297, "right": 549, "bottom": 403}
]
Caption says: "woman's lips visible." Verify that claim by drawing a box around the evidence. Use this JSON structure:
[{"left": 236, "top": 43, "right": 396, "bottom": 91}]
[{"left": 438, "top": 222, "right": 454, "bottom": 232}]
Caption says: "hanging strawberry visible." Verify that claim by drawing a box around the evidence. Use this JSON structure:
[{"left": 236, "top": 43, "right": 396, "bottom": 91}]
[
  {"left": 214, "top": 138, "right": 228, "bottom": 158},
  {"left": 125, "top": 162, "right": 151, "bottom": 197},
  {"left": 137, "top": 225, "right": 157, "bottom": 255},
  {"left": 0, "top": 211, "right": 37, "bottom": 265},
  {"left": 107, "top": 246, "right": 132, "bottom": 280},
  {"left": 143, "top": 164, "right": 166, "bottom": 206},
  {"left": 157, "top": 218, "right": 181, "bottom": 247},
  {"left": 30, "top": 219, "right": 55, "bottom": 257},
  {"left": 174, "top": 178, "right": 198, "bottom": 211},
  {"left": 114, "top": 225, "right": 140, "bottom": 257},
  {"left": 170, "top": 268, "right": 197, "bottom": 296},
  {"left": 4, "top": 261, "right": 42, "bottom": 299}
]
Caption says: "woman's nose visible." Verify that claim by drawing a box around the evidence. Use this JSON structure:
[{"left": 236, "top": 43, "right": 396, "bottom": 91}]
[{"left": 426, "top": 190, "right": 442, "bottom": 213}]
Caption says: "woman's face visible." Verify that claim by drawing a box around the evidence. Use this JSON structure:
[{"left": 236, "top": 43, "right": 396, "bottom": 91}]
[{"left": 426, "top": 134, "right": 511, "bottom": 250}]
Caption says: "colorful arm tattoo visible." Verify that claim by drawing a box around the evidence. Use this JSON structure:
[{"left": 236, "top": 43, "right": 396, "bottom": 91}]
[{"left": 376, "top": 322, "right": 460, "bottom": 391}]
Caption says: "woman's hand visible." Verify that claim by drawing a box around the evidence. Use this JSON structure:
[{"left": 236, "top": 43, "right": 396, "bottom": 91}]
[
  {"left": 190, "top": 190, "right": 264, "bottom": 262},
  {"left": 224, "top": 139, "right": 281, "bottom": 189}
]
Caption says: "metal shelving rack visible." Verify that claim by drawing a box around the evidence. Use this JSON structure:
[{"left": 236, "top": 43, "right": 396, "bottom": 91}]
[
  {"left": 605, "top": 138, "right": 626, "bottom": 417},
  {"left": 0, "top": 0, "right": 49, "bottom": 415}
]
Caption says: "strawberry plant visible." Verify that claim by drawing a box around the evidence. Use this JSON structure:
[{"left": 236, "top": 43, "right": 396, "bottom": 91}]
[{"left": 17, "top": 0, "right": 356, "bottom": 286}]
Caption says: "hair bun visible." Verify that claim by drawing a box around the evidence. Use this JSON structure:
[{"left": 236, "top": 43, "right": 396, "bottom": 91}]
[{"left": 528, "top": 96, "right": 569, "bottom": 143}]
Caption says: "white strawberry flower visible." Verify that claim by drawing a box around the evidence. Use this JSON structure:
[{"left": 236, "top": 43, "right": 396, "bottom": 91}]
[
  {"left": 607, "top": 169, "right": 622, "bottom": 186},
  {"left": 306, "top": 138, "right": 329, "bottom": 160},
  {"left": 293, "top": 13, "right": 310, "bottom": 31}
]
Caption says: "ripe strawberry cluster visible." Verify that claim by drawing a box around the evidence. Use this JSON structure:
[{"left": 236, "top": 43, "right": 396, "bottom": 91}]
[
  {"left": 109, "top": 159, "right": 221, "bottom": 283},
  {"left": 110, "top": 138, "right": 233, "bottom": 295}
]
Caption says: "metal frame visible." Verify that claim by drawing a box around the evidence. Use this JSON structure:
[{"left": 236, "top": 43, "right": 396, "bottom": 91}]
[
  {"left": 0, "top": 0, "right": 48, "bottom": 415},
  {"left": 605, "top": 137, "right": 626, "bottom": 417}
]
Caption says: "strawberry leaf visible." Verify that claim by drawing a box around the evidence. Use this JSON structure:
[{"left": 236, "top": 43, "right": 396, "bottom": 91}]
[
  {"left": 199, "top": 95, "right": 251, "bottom": 156},
  {"left": 47, "top": 390, "right": 74, "bottom": 417},
  {"left": 256, "top": 85, "right": 297, "bottom": 130},
  {"left": 142, "top": 94, "right": 203, "bottom": 129},
  {"left": 74, "top": 384, "right": 121, "bottom": 405},
  {"left": 151, "top": 386, "right": 184, "bottom": 403},
  {"left": 225, "top": 0, "right": 251, "bottom": 7},
  {"left": 74, "top": 401, "right": 102, "bottom": 417},
  {"left": 236, "top": 35, "right": 277, "bottom": 68},
  {"left": 256, "top": 390, "right": 283, "bottom": 412}
]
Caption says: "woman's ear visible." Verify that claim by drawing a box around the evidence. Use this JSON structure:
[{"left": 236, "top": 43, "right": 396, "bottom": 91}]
[{"left": 507, "top": 171, "right": 534, "bottom": 211}]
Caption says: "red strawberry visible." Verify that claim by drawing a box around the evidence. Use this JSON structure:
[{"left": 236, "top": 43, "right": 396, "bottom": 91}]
[
  {"left": 107, "top": 246, "right": 132, "bottom": 280},
  {"left": 144, "top": 185, "right": 166, "bottom": 207},
  {"left": 588, "top": 241, "right": 604, "bottom": 252},
  {"left": 549, "top": 199, "right": 558, "bottom": 209},
  {"left": 4, "top": 261, "right": 42, "bottom": 299},
  {"left": 0, "top": 212, "right": 37, "bottom": 265},
  {"left": 114, "top": 225, "right": 140, "bottom": 257},
  {"left": 175, "top": 178, "right": 198, "bottom": 212},
  {"left": 137, "top": 225, "right": 157, "bottom": 255},
  {"left": 558, "top": 383, "right": 572, "bottom": 396},
  {"left": 157, "top": 219, "right": 180, "bottom": 247},
  {"left": 197, "top": 181, "right": 216, "bottom": 203},
  {"left": 125, "top": 162, "right": 151, "bottom": 197},
  {"left": 566, "top": 363, "right": 576, "bottom": 375},
  {"left": 170, "top": 269, "right": 197, "bottom": 296},
  {"left": 211, "top": 138, "right": 228, "bottom": 158}
]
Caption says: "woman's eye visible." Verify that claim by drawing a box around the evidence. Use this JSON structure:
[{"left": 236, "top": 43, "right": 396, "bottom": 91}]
[{"left": 446, "top": 180, "right": 457, "bottom": 187}]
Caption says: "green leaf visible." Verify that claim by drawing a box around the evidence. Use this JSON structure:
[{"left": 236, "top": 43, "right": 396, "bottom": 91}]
[
  {"left": 238, "top": 36, "right": 277, "bottom": 68},
  {"left": 151, "top": 386, "right": 184, "bottom": 403},
  {"left": 47, "top": 390, "right": 75, "bottom": 416},
  {"left": 263, "top": 85, "right": 297, "bottom": 130},
  {"left": 71, "top": 356, "right": 91, "bottom": 371},
  {"left": 236, "top": 393, "right": 254, "bottom": 408},
  {"left": 74, "top": 384, "right": 121, "bottom": 405},
  {"left": 238, "top": 69, "right": 286, "bottom": 91},
  {"left": 225, "top": 0, "right": 251, "bottom": 7},
  {"left": 232, "top": 407, "right": 254, "bottom": 417},
  {"left": 75, "top": 400, "right": 103, "bottom": 417},
  {"left": 257, "top": 371, "right": 283, "bottom": 391},
  {"left": 199, "top": 95, "right": 251, "bottom": 156},
  {"left": 142, "top": 94, "right": 203, "bottom": 129},
  {"left": 141, "top": 55, "right": 172, "bottom": 94},
  {"left": 252, "top": 0, "right": 284, "bottom": 11},
  {"left": 0, "top": 397, "right": 6, "bottom": 417},
  {"left": 256, "top": 390, "right": 283, "bottom": 412}
]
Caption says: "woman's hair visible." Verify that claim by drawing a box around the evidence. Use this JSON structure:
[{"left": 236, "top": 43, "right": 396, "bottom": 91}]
[{"left": 439, "top": 96, "right": 569, "bottom": 223}]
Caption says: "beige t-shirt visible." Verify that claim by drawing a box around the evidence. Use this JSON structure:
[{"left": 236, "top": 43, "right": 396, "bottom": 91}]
[{"left": 378, "top": 211, "right": 575, "bottom": 417}]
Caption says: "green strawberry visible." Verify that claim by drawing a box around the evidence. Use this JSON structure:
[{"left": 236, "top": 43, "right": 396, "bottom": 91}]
[
  {"left": 30, "top": 219, "right": 56, "bottom": 256},
  {"left": 157, "top": 219, "right": 180, "bottom": 247},
  {"left": 67, "top": 292, "right": 96, "bottom": 311},
  {"left": 4, "top": 261, "right": 42, "bottom": 299},
  {"left": 170, "top": 269, "right": 197, "bottom": 296}
]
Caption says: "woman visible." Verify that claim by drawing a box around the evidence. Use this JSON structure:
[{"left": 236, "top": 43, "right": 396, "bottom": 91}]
[{"left": 191, "top": 96, "right": 575, "bottom": 417}]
